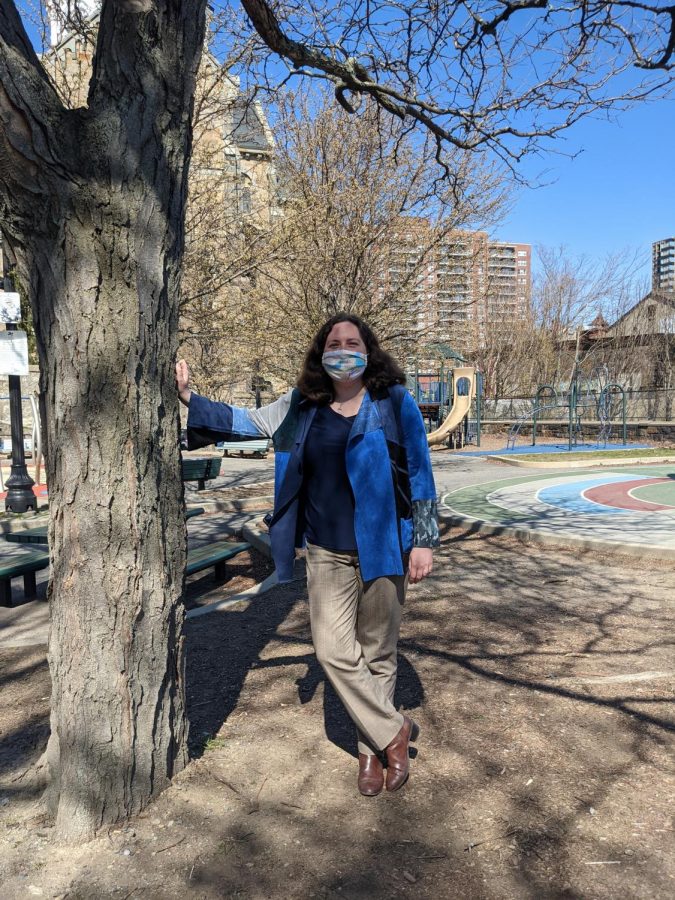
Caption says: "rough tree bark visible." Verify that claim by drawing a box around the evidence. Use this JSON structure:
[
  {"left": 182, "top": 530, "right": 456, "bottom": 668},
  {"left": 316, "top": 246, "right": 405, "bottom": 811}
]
[{"left": 0, "top": 1, "right": 208, "bottom": 840}]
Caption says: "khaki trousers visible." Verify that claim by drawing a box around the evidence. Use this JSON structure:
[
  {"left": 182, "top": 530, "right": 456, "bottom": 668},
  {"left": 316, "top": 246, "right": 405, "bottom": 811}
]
[{"left": 306, "top": 543, "right": 407, "bottom": 755}]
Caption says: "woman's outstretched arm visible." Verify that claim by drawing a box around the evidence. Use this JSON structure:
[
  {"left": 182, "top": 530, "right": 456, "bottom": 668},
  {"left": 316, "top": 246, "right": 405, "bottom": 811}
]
[{"left": 176, "top": 359, "right": 294, "bottom": 447}]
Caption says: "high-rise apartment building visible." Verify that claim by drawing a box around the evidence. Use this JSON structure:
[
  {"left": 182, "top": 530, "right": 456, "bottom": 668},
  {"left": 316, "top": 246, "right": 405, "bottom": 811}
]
[
  {"left": 378, "top": 219, "right": 530, "bottom": 354},
  {"left": 378, "top": 220, "right": 487, "bottom": 352},
  {"left": 485, "top": 242, "right": 531, "bottom": 337},
  {"left": 652, "top": 237, "right": 675, "bottom": 293}
]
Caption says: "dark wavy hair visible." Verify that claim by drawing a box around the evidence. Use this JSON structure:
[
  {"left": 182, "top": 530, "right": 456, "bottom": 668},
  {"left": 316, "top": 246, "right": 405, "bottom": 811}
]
[{"left": 297, "top": 313, "right": 407, "bottom": 403}]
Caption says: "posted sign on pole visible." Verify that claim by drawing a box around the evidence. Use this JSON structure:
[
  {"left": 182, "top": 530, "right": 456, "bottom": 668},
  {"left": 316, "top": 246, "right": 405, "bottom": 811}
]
[
  {"left": 0, "top": 330, "right": 29, "bottom": 376},
  {"left": 0, "top": 292, "right": 21, "bottom": 324}
]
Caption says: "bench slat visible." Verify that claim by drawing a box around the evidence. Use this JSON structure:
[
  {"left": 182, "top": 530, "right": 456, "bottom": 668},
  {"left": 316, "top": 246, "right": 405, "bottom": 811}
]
[
  {"left": 0, "top": 537, "right": 251, "bottom": 608},
  {"left": 219, "top": 439, "right": 270, "bottom": 458},
  {"left": 185, "top": 541, "right": 250, "bottom": 576},
  {"left": 182, "top": 456, "right": 222, "bottom": 487},
  {"left": 218, "top": 441, "right": 269, "bottom": 450},
  {"left": 0, "top": 549, "right": 50, "bottom": 579},
  {"left": 5, "top": 526, "right": 48, "bottom": 545},
  {"left": 182, "top": 461, "right": 210, "bottom": 477}
]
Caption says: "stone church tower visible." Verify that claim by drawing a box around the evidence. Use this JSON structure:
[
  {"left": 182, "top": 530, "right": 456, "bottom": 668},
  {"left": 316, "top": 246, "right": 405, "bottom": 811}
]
[
  {"left": 42, "top": 3, "right": 277, "bottom": 231},
  {"left": 42, "top": 0, "right": 280, "bottom": 402}
]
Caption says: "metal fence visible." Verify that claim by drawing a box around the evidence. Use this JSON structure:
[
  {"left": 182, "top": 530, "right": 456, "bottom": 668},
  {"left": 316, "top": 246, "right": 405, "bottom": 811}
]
[{"left": 483, "top": 388, "right": 674, "bottom": 422}]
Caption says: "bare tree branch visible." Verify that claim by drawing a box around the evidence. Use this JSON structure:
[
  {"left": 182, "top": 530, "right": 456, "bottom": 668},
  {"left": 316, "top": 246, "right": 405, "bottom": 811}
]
[
  {"left": 0, "top": 2, "right": 52, "bottom": 73},
  {"left": 239, "top": 0, "right": 675, "bottom": 166},
  {"left": 0, "top": 3, "right": 69, "bottom": 207}
]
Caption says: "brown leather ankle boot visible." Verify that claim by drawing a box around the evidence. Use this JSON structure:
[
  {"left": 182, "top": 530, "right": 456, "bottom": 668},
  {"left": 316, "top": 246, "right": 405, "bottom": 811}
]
[
  {"left": 358, "top": 753, "right": 384, "bottom": 796},
  {"left": 385, "top": 716, "right": 420, "bottom": 792}
]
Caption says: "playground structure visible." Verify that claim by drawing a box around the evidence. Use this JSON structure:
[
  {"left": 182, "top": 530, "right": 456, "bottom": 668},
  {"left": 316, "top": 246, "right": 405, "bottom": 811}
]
[
  {"left": 427, "top": 367, "right": 478, "bottom": 447},
  {"left": 507, "top": 365, "right": 627, "bottom": 451},
  {"left": 407, "top": 363, "right": 481, "bottom": 448}
]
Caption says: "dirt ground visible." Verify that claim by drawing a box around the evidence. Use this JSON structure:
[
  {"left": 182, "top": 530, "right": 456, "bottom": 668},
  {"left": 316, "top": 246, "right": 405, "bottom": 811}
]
[
  {"left": 199, "top": 482, "right": 274, "bottom": 504},
  {"left": 1, "top": 526, "right": 674, "bottom": 899},
  {"left": 183, "top": 544, "right": 275, "bottom": 612}
]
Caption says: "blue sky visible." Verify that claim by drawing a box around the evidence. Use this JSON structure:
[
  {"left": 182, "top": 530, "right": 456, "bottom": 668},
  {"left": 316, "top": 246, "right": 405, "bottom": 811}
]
[
  {"left": 493, "top": 97, "right": 675, "bottom": 280},
  {"left": 23, "top": 6, "right": 673, "bottom": 282}
]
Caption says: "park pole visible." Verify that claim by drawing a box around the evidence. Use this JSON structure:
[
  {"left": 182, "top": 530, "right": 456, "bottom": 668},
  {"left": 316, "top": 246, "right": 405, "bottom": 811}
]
[
  {"left": 475, "top": 371, "right": 482, "bottom": 448},
  {"left": 3, "top": 269, "right": 36, "bottom": 513}
]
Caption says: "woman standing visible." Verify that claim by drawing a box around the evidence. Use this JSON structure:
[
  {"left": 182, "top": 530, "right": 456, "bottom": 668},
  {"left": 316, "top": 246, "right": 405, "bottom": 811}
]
[{"left": 177, "top": 313, "right": 438, "bottom": 795}]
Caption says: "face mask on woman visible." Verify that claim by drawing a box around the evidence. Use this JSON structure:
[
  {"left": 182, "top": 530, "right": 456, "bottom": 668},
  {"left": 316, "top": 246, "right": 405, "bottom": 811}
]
[{"left": 322, "top": 350, "right": 368, "bottom": 382}]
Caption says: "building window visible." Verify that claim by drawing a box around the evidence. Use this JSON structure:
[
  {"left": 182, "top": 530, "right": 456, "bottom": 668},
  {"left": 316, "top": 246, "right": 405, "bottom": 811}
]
[{"left": 241, "top": 186, "right": 252, "bottom": 214}]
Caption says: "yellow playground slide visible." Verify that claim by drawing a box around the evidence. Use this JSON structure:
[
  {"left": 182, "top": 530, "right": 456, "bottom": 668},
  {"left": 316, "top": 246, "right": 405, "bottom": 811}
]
[{"left": 426, "top": 367, "right": 476, "bottom": 447}]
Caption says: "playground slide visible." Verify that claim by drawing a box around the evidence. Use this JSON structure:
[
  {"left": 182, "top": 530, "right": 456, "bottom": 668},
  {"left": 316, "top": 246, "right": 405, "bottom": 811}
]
[{"left": 426, "top": 367, "right": 476, "bottom": 447}]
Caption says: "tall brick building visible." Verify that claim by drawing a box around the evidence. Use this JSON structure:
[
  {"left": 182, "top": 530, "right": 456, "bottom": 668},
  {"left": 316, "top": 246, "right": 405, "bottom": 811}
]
[
  {"left": 486, "top": 241, "right": 531, "bottom": 334},
  {"left": 377, "top": 218, "right": 531, "bottom": 354}
]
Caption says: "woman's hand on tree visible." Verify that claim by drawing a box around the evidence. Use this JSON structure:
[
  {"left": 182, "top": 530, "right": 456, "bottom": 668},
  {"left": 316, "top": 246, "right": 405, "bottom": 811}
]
[
  {"left": 408, "top": 547, "right": 433, "bottom": 584},
  {"left": 176, "top": 359, "right": 192, "bottom": 406}
]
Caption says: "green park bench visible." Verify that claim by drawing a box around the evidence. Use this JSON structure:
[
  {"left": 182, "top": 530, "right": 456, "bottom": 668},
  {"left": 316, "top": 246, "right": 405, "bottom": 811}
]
[
  {"left": 0, "top": 548, "right": 49, "bottom": 607},
  {"left": 185, "top": 540, "right": 251, "bottom": 581},
  {"left": 4, "top": 525, "right": 48, "bottom": 545},
  {"left": 3, "top": 507, "right": 205, "bottom": 547},
  {"left": 218, "top": 439, "right": 270, "bottom": 459},
  {"left": 181, "top": 456, "right": 222, "bottom": 490},
  {"left": 0, "top": 532, "right": 249, "bottom": 607}
]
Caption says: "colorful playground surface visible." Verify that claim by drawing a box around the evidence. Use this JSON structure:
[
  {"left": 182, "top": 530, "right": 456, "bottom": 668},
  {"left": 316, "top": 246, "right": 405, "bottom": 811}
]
[
  {"left": 440, "top": 465, "right": 675, "bottom": 559},
  {"left": 459, "top": 442, "right": 651, "bottom": 457}
]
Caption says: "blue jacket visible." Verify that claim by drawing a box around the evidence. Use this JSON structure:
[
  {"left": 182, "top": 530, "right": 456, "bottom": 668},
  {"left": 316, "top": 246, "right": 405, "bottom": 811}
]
[{"left": 186, "top": 385, "right": 439, "bottom": 582}]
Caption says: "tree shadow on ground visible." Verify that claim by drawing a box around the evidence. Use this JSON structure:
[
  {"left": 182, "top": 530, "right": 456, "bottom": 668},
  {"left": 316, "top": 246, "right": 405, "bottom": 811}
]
[
  {"left": 273, "top": 646, "right": 423, "bottom": 757},
  {"left": 183, "top": 524, "right": 675, "bottom": 899},
  {"left": 185, "top": 567, "right": 425, "bottom": 760},
  {"left": 185, "top": 577, "right": 302, "bottom": 757},
  {"left": 81, "top": 515, "right": 674, "bottom": 898},
  {"left": 0, "top": 646, "right": 50, "bottom": 801},
  {"left": 3, "top": 523, "right": 675, "bottom": 899}
]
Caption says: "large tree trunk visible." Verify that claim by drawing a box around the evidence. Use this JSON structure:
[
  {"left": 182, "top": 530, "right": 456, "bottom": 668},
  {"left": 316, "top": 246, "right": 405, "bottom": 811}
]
[
  {"left": 1, "top": 1, "right": 208, "bottom": 841},
  {"left": 32, "top": 193, "right": 189, "bottom": 837}
]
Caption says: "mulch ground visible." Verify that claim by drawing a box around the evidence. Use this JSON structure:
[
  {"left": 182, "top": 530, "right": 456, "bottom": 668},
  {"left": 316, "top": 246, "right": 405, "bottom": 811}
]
[{"left": 1, "top": 526, "right": 673, "bottom": 899}]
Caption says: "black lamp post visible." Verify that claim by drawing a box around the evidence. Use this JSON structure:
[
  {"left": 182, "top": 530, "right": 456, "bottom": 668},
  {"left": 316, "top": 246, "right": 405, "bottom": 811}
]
[
  {"left": 251, "top": 359, "right": 263, "bottom": 409},
  {"left": 3, "top": 267, "right": 36, "bottom": 513}
]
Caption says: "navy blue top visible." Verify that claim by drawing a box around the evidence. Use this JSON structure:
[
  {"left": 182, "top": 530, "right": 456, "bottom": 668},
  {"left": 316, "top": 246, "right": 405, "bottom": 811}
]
[{"left": 302, "top": 405, "right": 357, "bottom": 551}]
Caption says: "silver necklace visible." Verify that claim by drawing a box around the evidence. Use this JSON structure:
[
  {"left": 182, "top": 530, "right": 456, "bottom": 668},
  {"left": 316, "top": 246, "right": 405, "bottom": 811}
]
[{"left": 334, "top": 387, "right": 364, "bottom": 413}]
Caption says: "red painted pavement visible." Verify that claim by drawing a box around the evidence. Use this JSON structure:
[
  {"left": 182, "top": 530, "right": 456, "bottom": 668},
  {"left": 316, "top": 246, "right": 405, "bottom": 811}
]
[{"left": 583, "top": 478, "right": 673, "bottom": 512}]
